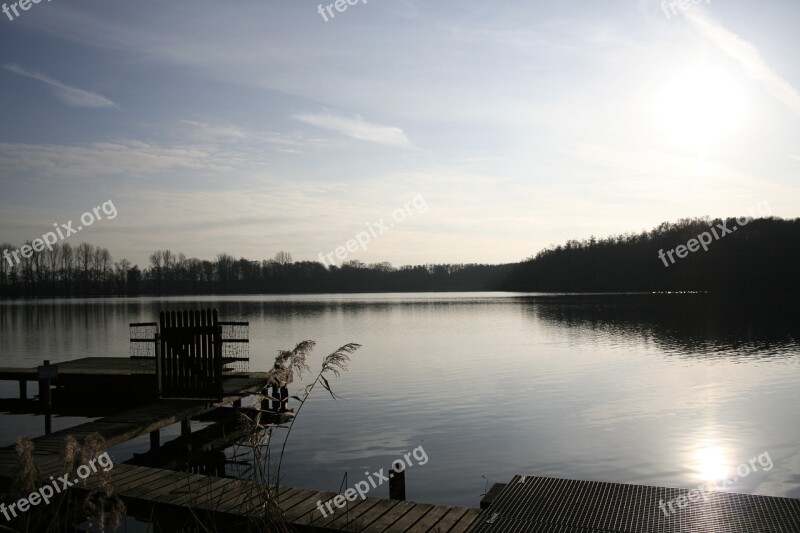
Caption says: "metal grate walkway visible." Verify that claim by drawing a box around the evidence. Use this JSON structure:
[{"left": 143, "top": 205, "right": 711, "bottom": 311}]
[{"left": 467, "top": 475, "right": 800, "bottom": 532}]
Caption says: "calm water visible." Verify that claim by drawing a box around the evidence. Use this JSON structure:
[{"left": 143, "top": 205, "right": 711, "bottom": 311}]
[{"left": 1, "top": 292, "right": 799, "bottom": 508}]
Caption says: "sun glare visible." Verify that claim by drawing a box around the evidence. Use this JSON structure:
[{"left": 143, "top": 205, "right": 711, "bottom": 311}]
[
  {"left": 653, "top": 66, "right": 747, "bottom": 150},
  {"left": 694, "top": 445, "right": 730, "bottom": 482}
]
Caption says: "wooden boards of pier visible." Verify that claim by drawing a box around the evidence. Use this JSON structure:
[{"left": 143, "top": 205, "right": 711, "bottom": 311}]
[
  {"left": 0, "top": 376, "right": 271, "bottom": 488},
  {"left": 70, "top": 462, "right": 481, "bottom": 532}
]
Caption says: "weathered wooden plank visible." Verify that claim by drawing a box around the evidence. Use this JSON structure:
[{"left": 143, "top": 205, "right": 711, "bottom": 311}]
[
  {"left": 382, "top": 503, "right": 435, "bottom": 532},
  {"left": 214, "top": 484, "right": 263, "bottom": 515},
  {"left": 120, "top": 469, "right": 183, "bottom": 499},
  {"left": 448, "top": 508, "right": 481, "bottom": 532},
  {"left": 323, "top": 497, "right": 384, "bottom": 531},
  {"left": 155, "top": 473, "right": 211, "bottom": 506},
  {"left": 350, "top": 498, "right": 400, "bottom": 530},
  {"left": 274, "top": 486, "right": 303, "bottom": 505},
  {"left": 300, "top": 493, "right": 375, "bottom": 529},
  {"left": 114, "top": 466, "right": 165, "bottom": 490},
  {"left": 167, "top": 476, "right": 231, "bottom": 509},
  {"left": 361, "top": 500, "right": 419, "bottom": 532},
  {"left": 209, "top": 481, "right": 261, "bottom": 513},
  {"left": 277, "top": 487, "right": 320, "bottom": 512},
  {"left": 403, "top": 505, "right": 450, "bottom": 532},
  {"left": 177, "top": 477, "right": 236, "bottom": 509},
  {"left": 428, "top": 506, "right": 470, "bottom": 532},
  {"left": 283, "top": 490, "right": 337, "bottom": 523}
]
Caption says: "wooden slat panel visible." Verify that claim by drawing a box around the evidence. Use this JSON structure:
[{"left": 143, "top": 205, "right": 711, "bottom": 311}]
[
  {"left": 366, "top": 500, "right": 420, "bottom": 532},
  {"left": 277, "top": 487, "right": 320, "bottom": 512},
  {"left": 301, "top": 493, "right": 375, "bottom": 529},
  {"left": 215, "top": 484, "right": 262, "bottom": 514},
  {"left": 323, "top": 497, "right": 384, "bottom": 531},
  {"left": 166, "top": 476, "right": 227, "bottom": 508},
  {"left": 180, "top": 477, "right": 236, "bottom": 509},
  {"left": 283, "top": 490, "right": 337, "bottom": 523},
  {"left": 382, "top": 503, "right": 435, "bottom": 532},
  {"left": 350, "top": 498, "right": 400, "bottom": 530},
  {"left": 404, "top": 505, "right": 451, "bottom": 532},
  {"left": 428, "top": 507, "right": 470, "bottom": 532},
  {"left": 448, "top": 508, "right": 481, "bottom": 532},
  {"left": 122, "top": 469, "right": 181, "bottom": 499}
]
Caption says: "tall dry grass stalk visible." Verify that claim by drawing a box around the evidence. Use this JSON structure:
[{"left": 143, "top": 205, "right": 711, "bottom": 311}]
[
  {"left": 230, "top": 340, "right": 360, "bottom": 531},
  {"left": 8, "top": 433, "right": 123, "bottom": 532}
]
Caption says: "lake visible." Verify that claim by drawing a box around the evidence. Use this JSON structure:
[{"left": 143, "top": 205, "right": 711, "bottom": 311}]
[{"left": 1, "top": 292, "right": 798, "bottom": 508}]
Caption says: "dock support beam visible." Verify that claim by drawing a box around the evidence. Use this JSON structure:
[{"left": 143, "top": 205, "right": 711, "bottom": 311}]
[
  {"left": 269, "top": 385, "right": 289, "bottom": 412},
  {"left": 39, "top": 360, "right": 52, "bottom": 435},
  {"left": 19, "top": 380, "right": 27, "bottom": 400},
  {"left": 181, "top": 419, "right": 191, "bottom": 437},
  {"left": 150, "top": 429, "right": 160, "bottom": 450},
  {"left": 389, "top": 467, "right": 406, "bottom": 501}
]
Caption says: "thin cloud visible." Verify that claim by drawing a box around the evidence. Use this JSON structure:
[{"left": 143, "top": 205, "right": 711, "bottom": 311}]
[
  {"left": 685, "top": 12, "right": 800, "bottom": 118},
  {"left": 293, "top": 111, "right": 412, "bottom": 147},
  {"left": 4, "top": 64, "right": 119, "bottom": 109}
]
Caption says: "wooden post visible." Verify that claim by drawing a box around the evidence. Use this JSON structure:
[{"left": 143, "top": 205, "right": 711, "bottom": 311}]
[
  {"left": 389, "top": 468, "right": 406, "bottom": 501},
  {"left": 214, "top": 310, "right": 223, "bottom": 401},
  {"left": 155, "top": 332, "right": 162, "bottom": 399},
  {"left": 233, "top": 399, "right": 241, "bottom": 408},
  {"left": 270, "top": 385, "right": 280, "bottom": 412},
  {"left": 150, "top": 429, "right": 160, "bottom": 450},
  {"left": 280, "top": 386, "right": 289, "bottom": 412},
  {"left": 39, "top": 360, "right": 53, "bottom": 435},
  {"left": 19, "top": 380, "right": 26, "bottom": 400},
  {"left": 181, "top": 418, "right": 191, "bottom": 437}
]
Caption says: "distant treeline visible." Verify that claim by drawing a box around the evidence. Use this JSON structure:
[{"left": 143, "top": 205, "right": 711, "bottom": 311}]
[
  {"left": 504, "top": 216, "right": 800, "bottom": 292},
  {"left": 1, "top": 216, "right": 798, "bottom": 297},
  {"left": 0, "top": 244, "right": 511, "bottom": 297}
]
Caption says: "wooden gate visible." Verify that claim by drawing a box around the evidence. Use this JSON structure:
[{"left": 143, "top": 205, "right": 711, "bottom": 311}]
[{"left": 158, "top": 309, "right": 223, "bottom": 400}]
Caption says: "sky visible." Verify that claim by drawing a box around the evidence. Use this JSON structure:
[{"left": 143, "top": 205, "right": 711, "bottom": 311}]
[{"left": 0, "top": 0, "right": 798, "bottom": 268}]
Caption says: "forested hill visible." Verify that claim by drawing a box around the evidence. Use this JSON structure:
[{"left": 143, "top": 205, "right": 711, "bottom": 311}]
[
  {"left": 1, "top": 216, "right": 798, "bottom": 297},
  {"left": 502, "top": 217, "right": 800, "bottom": 292}
]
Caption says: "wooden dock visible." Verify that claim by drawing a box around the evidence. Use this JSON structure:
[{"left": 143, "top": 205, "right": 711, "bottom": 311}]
[
  {"left": 0, "top": 356, "right": 257, "bottom": 399},
  {"left": 0, "top": 372, "right": 270, "bottom": 489},
  {"left": 0, "top": 355, "right": 480, "bottom": 531},
  {"left": 469, "top": 475, "right": 800, "bottom": 532},
  {"left": 69, "top": 462, "right": 481, "bottom": 532}
]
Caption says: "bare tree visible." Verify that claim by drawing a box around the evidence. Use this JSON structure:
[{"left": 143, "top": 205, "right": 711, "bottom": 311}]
[
  {"left": 274, "top": 251, "right": 293, "bottom": 265},
  {"left": 61, "top": 243, "right": 74, "bottom": 292},
  {"left": 114, "top": 259, "right": 131, "bottom": 293},
  {"left": 96, "top": 247, "right": 113, "bottom": 286},
  {"left": 0, "top": 243, "right": 14, "bottom": 293},
  {"left": 76, "top": 242, "right": 95, "bottom": 290},
  {"left": 45, "top": 243, "right": 60, "bottom": 289}
]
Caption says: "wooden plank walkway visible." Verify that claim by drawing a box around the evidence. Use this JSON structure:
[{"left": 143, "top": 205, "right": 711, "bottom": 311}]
[
  {"left": 468, "top": 475, "right": 800, "bottom": 532},
  {"left": 70, "top": 463, "right": 480, "bottom": 532},
  {"left": 0, "top": 376, "right": 270, "bottom": 488},
  {"left": 0, "top": 357, "right": 249, "bottom": 382},
  {"left": 0, "top": 357, "right": 145, "bottom": 381}
]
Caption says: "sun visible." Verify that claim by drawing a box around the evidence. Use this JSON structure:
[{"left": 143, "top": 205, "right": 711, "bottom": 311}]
[
  {"left": 694, "top": 445, "right": 730, "bottom": 482},
  {"left": 652, "top": 65, "right": 747, "bottom": 150}
]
